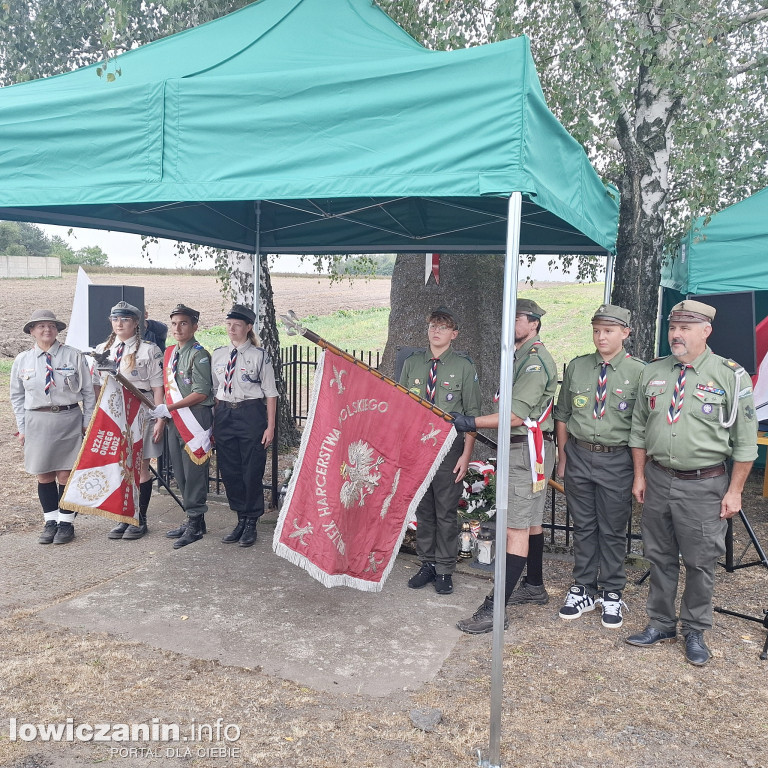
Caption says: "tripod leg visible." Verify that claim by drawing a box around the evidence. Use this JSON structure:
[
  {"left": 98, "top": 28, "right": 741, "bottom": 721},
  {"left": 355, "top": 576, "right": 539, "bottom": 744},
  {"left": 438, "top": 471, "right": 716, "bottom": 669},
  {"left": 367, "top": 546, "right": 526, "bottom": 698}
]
[
  {"left": 761, "top": 635, "right": 768, "bottom": 662},
  {"left": 738, "top": 510, "right": 768, "bottom": 567}
]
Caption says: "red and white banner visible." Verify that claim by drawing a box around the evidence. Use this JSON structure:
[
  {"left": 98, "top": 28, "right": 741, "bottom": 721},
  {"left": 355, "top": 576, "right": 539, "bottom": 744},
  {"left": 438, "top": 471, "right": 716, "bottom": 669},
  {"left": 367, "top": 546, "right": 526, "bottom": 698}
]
[
  {"left": 273, "top": 349, "right": 456, "bottom": 591},
  {"left": 61, "top": 375, "right": 147, "bottom": 524}
]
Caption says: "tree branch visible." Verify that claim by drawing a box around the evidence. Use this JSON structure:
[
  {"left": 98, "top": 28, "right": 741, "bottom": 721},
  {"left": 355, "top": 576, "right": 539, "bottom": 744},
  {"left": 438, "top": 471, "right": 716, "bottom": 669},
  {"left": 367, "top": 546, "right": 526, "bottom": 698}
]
[{"left": 729, "top": 50, "right": 768, "bottom": 77}]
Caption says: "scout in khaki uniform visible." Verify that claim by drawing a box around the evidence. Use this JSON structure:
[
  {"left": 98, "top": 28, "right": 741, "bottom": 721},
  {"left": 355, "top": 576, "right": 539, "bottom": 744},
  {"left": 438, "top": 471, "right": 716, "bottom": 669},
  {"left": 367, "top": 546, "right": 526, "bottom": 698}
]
[
  {"left": 627, "top": 300, "right": 757, "bottom": 665},
  {"left": 554, "top": 304, "right": 645, "bottom": 628},
  {"left": 453, "top": 299, "right": 557, "bottom": 633},
  {"left": 94, "top": 301, "right": 165, "bottom": 540},
  {"left": 399, "top": 306, "right": 481, "bottom": 595},
  {"left": 10, "top": 310, "right": 96, "bottom": 545},
  {"left": 211, "top": 304, "right": 278, "bottom": 548},
  {"left": 151, "top": 304, "right": 214, "bottom": 549}
]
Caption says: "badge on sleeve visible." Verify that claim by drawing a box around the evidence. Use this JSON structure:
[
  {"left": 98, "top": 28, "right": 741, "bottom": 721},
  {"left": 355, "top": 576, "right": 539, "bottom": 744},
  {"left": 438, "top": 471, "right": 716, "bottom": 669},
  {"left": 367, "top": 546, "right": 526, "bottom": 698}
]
[
  {"left": 618, "top": 401, "right": 628, "bottom": 411},
  {"left": 446, "top": 393, "right": 454, "bottom": 401}
]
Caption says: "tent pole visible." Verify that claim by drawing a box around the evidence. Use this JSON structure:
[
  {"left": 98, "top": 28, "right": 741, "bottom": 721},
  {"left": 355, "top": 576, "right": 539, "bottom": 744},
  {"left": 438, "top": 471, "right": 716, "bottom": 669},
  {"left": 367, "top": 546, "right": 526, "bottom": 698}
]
[
  {"left": 254, "top": 200, "right": 262, "bottom": 333},
  {"left": 603, "top": 251, "right": 615, "bottom": 304},
  {"left": 481, "top": 192, "right": 521, "bottom": 768}
]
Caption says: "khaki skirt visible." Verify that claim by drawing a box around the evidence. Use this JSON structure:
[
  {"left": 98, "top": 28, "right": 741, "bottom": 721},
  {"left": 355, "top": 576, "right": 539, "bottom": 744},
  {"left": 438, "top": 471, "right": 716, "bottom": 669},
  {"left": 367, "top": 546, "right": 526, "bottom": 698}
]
[{"left": 24, "top": 407, "right": 83, "bottom": 474}]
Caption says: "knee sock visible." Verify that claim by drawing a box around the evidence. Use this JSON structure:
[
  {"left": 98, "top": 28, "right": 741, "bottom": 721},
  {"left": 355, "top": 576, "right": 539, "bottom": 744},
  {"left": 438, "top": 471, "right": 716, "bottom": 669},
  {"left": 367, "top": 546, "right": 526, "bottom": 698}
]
[
  {"left": 525, "top": 533, "right": 545, "bottom": 586},
  {"left": 503, "top": 553, "right": 528, "bottom": 604},
  {"left": 139, "top": 479, "right": 153, "bottom": 514},
  {"left": 38, "top": 481, "right": 59, "bottom": 522},
  {"left": 57, "top": 482, "right": 76, "bottom": 523}
]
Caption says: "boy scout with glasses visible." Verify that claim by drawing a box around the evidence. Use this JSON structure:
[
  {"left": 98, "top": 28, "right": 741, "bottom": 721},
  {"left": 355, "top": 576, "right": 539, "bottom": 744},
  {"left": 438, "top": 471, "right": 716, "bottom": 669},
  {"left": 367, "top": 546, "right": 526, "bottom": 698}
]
[{"left": 554, "top": 304, "right": 645, "bottom": 628}]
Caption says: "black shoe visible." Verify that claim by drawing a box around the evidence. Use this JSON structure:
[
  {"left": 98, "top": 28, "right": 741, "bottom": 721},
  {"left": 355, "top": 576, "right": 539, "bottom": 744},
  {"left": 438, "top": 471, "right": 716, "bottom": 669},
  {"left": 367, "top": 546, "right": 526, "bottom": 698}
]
[
  {"left": 173, "top": 517, "right": 205, "bottom": 549},
  {"left": 408, "top": 562, "right": 436, "bottom": 589},
  {"left": 167, "top": 517, "right": 206, "bottom": 539},
  {"left": 38, "top": 520, "right": 58, "bottom": 545},
  {"left": 684, "top": 630, "right": 711, "bottom": 666},
  {"left": 456, "top": 597, "right": 509, "bottom": 635},
  {"left": 122, "top": 512, "right": 147, "bottom": 540},
  {"left": 53, "top": 522, "right": 75, "bottom": 545},
  {"left": 108, "top": 522, "right": 129, "bottom": 540},
  {"left": 238, "top": 519, "right": 258, "bottom": 548},
  {"left": 625, "top": 625, "right": 677, "bottom": 647},
  {"left": 222, "top": 516, "right": 246, "bottom": 543},
  {"left": 435, "top": 574, "right": 453, "bottom": 595}
]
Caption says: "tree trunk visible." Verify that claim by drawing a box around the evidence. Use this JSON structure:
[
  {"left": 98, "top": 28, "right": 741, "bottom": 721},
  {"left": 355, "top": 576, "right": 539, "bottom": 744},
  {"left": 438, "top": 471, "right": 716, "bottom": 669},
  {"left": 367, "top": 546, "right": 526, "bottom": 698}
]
[
  {"left": 222, "top": 249, "right": 300, "bottom": 448},
  {"left": 381, "top": 253, "right": 505, "bottom": 416}
]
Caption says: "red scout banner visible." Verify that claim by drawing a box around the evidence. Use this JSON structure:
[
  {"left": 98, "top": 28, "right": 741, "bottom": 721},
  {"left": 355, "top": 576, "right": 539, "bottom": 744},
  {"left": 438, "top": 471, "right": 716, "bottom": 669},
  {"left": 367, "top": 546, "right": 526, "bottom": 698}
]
[
  {"left": 273, "top": 349, "right": 456, "bottom": 591},
  {"left": 61, "top": 375, "right": 146, "bottom": 525}
]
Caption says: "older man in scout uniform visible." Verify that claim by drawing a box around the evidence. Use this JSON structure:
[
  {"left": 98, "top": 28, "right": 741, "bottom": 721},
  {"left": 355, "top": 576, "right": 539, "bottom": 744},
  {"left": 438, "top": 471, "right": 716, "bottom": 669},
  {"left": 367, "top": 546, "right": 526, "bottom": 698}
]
[
  {"left": 211, "top": 304, "right": 278, "bottom": 548},
  {"left": 554, "top": 304, "right": 645, "bottom": 628},
  {"left": 399, "top": 306, "right": 481, "bottom": 595},
  {"left": 151, "top": 304, "right": 214, "bottom": 549},
  {"left": 453, "top": 298, "right": 558, "bottom": 634},
  {"left": 627, "top": 300, "right": 757, "bottom": 665}
]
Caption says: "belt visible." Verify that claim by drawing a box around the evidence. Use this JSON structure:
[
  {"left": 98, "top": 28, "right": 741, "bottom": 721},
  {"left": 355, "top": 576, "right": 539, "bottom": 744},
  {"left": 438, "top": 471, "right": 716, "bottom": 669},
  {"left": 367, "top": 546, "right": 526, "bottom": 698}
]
[
  {"left": 651, "top": 460, "right": 726, "bottom": 480},
  {"left": 510, "top": 432, "right": 553, "bottom": 445},
  {"left": 30, "top": 404, "right": 80, "bottom": 413},
  {"left": 216, "top": 399, "right": 262, "bottom": 409},
  {"left": 574, "top": 439, "right": 627, "bottom": 454}
]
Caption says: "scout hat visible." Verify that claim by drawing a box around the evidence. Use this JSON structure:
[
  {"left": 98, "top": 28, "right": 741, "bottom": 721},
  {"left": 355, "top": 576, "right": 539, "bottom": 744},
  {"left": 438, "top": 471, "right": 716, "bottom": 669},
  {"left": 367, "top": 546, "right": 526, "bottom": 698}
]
[
  {"left": 23, "top": 309, "right": 66, "bottom": 334},
  {"left": 668, "top": 300, "right": 716, "bottom": 323},
  {"left": 169, "top": 303, "right": 200, "bottom": 323},
  {"left": 226, "top": 304, "right": 256, "bottom": 325},
  {"left": 591, "top": 304, "right": 631, "bottom": 327},
  {"left": 517, "top": 298, "right": 546, "bottom": 319},
  {"left": 429, "top": 306, "right": 459, "bottom": 329},
  {"left": 109, "top": 300, "right": 140, "bottom": 319}
]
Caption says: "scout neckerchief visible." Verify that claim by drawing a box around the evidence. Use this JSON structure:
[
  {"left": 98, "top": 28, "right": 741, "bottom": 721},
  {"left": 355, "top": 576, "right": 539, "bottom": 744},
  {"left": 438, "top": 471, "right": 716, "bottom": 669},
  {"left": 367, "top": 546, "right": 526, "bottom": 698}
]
[
  {"left": 426, "top": 357, "right": 439, "bottom": 403},
  {"left": 44, "top": 351, "right": 55, "bottom": 394},
  {"left": 163, "top": 344, "right": 212, "bottom": 464},
  {"left": 668, "top": 363, "right": 692, "bottom": 424},
  {"left": 224, "top": 347, "right": 238, "bottom": 394}
]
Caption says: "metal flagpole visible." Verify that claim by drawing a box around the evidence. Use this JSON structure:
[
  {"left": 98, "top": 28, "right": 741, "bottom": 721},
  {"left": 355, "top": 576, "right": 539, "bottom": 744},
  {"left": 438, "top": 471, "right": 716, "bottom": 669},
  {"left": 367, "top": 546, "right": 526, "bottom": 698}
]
[
  {"left": 479, "top": 192, "right": 522, "bottom": 768},
  {"left": 603, "top": 251, "right": 615, "bottom": 304}
]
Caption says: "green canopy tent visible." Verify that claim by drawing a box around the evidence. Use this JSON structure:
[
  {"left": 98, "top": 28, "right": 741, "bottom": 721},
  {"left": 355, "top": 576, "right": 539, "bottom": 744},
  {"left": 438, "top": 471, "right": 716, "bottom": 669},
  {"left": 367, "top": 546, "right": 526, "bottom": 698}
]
[{"left": 0, "top": 2, "right": 619, "bottom": 764}]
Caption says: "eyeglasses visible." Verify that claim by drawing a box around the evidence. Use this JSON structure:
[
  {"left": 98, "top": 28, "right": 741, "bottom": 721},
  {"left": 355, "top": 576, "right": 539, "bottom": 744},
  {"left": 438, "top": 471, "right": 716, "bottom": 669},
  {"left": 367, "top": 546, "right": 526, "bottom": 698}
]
[{"left": 427, "top": 323, "right": 452, "bottom": 332}]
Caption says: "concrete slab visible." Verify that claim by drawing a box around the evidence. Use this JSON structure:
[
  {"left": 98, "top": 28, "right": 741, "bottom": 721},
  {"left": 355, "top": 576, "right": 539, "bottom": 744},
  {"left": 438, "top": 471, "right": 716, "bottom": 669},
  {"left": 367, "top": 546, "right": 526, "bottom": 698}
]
[{"left": 11, "top": 496, "right": 491, "bottom": 698}]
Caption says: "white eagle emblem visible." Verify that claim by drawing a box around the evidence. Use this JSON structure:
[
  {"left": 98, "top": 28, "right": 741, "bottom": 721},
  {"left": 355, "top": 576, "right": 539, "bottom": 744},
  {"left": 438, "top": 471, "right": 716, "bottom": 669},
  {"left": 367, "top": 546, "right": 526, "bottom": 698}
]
[
  {"left": 329, "top": 365, "right": 347, "bottom": 394},
  {"left": 339, "top": 440, "right": 385, "bottom": 508}
]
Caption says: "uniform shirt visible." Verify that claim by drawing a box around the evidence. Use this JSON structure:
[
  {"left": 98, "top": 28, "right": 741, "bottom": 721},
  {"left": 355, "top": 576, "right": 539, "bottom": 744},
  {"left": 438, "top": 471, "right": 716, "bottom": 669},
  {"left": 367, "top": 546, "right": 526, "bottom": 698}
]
[
  {"left": 400, "top": 347, "right": 481, "bottom": 418},
  {"left": 93, "top": 336, "right": 164, "bottom": 393},
  {"left": 629, "top": 347, "right": 758, "bottom": 470},
  {"left": 166, "top": 339, "right": 214, "bottom": 406},
  {"left": 509, "top": 336, "right": 557, "bottom": 437},
  {"left": 10, "top": 340, "right": 96, "bottom": 433},
  {"left": 554, "top": 349, "right": 645, "bottom": 445},
  {"left": 211, "top": 341, "right": 279, "bottom": 402}
]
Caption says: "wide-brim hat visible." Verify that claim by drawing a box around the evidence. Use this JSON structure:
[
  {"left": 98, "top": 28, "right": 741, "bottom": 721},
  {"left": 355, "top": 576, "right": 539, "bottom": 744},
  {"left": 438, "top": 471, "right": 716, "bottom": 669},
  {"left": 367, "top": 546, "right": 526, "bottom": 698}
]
[
  {"left": 226, "top": 304, "right": 256, "bottom": 325},
  {"left": 24, "top": 309, "right": 66, "bottom": 334}
]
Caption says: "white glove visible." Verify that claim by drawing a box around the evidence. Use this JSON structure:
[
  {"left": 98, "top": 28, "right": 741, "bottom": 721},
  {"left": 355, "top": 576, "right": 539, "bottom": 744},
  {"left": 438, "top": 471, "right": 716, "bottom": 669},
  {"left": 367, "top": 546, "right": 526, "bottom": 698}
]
[{"left": 150, "top": 404, "right": 171, "bottom": 420}]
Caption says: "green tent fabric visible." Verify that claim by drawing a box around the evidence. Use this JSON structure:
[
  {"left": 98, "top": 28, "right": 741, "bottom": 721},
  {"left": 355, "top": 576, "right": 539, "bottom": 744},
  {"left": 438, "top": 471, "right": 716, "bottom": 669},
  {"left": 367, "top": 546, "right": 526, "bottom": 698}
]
[
  {"left": 662, "top": 186, "right": 768, "bottom": 294},
  {"left": 0, "top": 0, "right": 618, "bottom": 255}
]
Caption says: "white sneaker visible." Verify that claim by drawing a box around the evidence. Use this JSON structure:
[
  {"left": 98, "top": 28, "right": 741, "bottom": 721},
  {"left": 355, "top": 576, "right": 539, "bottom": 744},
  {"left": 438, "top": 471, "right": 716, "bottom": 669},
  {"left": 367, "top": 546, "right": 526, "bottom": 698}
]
[
  {"left": 600, "top": 591, "right": 627, "bottom": 629},
  {"left": 558, "top": 585, "right": 596, "bottom": 620}
]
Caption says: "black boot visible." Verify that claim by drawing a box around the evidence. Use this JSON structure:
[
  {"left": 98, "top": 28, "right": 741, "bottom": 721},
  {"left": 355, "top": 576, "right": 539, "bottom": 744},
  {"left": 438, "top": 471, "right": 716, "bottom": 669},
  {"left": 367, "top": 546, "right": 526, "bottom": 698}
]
[
  {"left": 108, "top": 522, "right": 129, "bottom": 539},
  {"left": 167, "top": 517, "right": 206, "bottom": 539},
  {"left": 238, "top": 518, "right": 258, "bottom": 548},
  {"left": 222, "top": 514, "right": 246, "bottom": 543},
  {"left": 173, "top": 517, "right": 205, "bottom": 549},
  {"left": 123, "top": 511, "right": 147, "bottom": 540}
]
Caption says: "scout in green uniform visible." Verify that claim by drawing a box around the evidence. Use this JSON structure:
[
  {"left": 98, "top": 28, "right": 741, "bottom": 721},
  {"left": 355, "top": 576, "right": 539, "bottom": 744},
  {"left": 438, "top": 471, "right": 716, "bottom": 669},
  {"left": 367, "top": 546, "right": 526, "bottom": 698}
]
[
  {"left": 554, "top": 304, "right": 645, "bottom": 628},
  {"left": 399, "top": 306, "right": 481, "bottom": 595},
  {"left": 151, "top": 304, "right": 214, "bottom": 549},
  {"left": 453, "top": 299, "right": 558, "bottom": 634},
  {"left": 627, "top": 300, "right": 757, "bottom": 665}
]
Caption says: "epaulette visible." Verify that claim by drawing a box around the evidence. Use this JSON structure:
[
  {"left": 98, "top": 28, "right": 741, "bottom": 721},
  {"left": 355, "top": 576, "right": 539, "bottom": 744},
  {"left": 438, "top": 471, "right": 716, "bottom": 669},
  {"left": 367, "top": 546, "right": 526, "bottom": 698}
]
[
  {"left": 454, "top": 350, "right": 476, "bottom": 365},
  {"left": 723, "top": 358, "right": 745, "bottom": 374},
  {"left": 213, "top": 346, "right": 226, "bottom": 351},
  {"left": 403, "top": 347, "right": 426, "bottom": 361},
  {"left": 630, "top": 356, "right": 647, "bottom": 365},
  {"left": 193, "top": 342, "right": 204, "bottom": 350}
]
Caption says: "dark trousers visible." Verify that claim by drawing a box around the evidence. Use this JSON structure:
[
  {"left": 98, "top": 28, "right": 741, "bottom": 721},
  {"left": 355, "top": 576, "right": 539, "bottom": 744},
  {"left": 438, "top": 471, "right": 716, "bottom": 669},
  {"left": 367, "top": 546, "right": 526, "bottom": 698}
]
[
  {"left": 214, "top": 399, "right": 268, "bottom": 519},
  {"left": 166, "top": 406, "right": 211, "bottom": 519},
  {"left": 415, "top": 436, "right": 465, "bottom": 575},
  {"left": 564, "top": 440, "right": 633, "bottom": 594},
  {"left": 642, "top": 461, "right": 728, "bottom": 633}
]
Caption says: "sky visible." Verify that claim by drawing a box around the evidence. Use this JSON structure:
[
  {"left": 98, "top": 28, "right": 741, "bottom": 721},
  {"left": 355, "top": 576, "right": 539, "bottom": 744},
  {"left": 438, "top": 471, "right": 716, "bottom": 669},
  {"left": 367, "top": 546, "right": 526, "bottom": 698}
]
[{"left": 41, "top": 224, "right": 598, "bottom": 281}]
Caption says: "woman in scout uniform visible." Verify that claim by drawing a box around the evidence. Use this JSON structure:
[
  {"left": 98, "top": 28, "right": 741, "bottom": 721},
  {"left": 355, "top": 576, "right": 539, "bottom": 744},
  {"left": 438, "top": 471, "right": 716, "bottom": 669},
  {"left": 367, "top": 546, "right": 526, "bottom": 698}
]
[
  {"left": 211, "top": 304, "right": 278, "bottom": 547},
  {"left": 10, "top": 310, "right": 96, "bottom": 545},
  {"left": 93, "top": 301, "right": 165, "bottom": 540},
  {"left": 399, "top": 306, "right": 482, "bottom": 596},
  {"left": 554, "top": 304, "right": 645, "bottom": 629}
]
